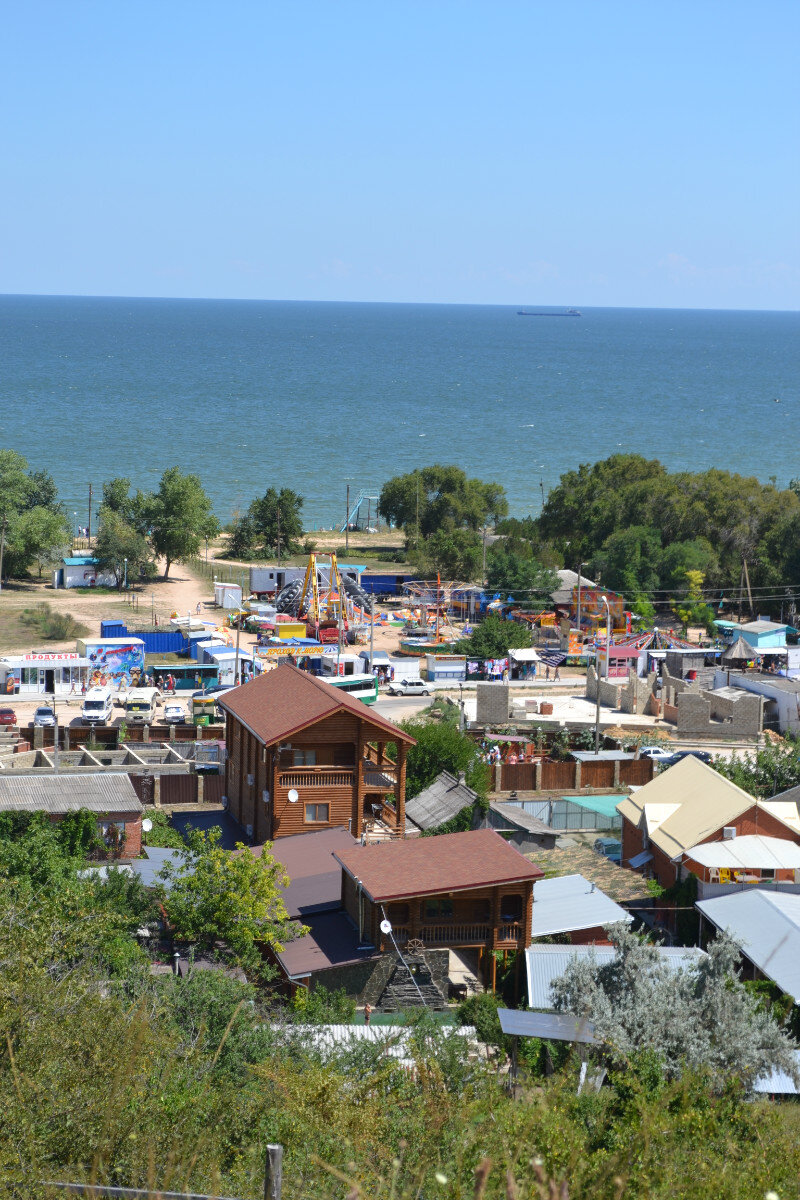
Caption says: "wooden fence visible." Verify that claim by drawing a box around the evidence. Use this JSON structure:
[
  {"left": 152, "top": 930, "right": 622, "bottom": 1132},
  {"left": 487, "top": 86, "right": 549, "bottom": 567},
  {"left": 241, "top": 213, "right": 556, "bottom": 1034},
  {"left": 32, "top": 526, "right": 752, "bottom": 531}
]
[{"left": 500, "top": 756, "right": 654, "bottom": 793}]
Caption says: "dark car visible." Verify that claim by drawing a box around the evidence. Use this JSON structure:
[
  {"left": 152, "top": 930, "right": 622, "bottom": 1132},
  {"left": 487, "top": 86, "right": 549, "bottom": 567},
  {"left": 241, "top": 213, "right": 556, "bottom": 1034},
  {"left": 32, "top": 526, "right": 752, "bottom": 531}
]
[
  {"left": 0, "top": 707, "right": 17, "bottom": 726},
  {"left": 663, "top": 749, "right": 714, "bottom": 767}
]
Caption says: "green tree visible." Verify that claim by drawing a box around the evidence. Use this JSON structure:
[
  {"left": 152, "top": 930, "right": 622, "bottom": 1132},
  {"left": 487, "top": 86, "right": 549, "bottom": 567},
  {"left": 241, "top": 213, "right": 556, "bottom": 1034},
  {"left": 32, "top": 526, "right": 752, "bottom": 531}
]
[
  {"left": 590, "top": 525, "right": 663, "bottom": 598},
  {"left": 671, "top": 570, "right": 717, "bottom": 635},
  {"left": 0, "top": 451, "right": 70, "bottom": 581},
  {"left": 399, "top": 713, "right": 489, "bottom": 803},
  {"left": 486, "top": 544, "right": 558, "bottom": 600},
  {"left": 94, "top": 506, "right": 151, "bottom": 588},
  {"left": 714, "top": 738, "right": 800, "bottom": 797},
  {"left": 379, "top": 465, "right": 508, "bottom": 540},
  {"left": 408, "top": 526, "right": 483, "bottom": 580},
  {"left": 159, "top": 828, "right": 304, "bottom": 977},
  {"left": 146, "top": 466, "right": 219, "bottom": 579},
  {"left": 228, "top": 487, "right": 304, "bottom": 559},
  {"left": 14, "top": 506, "right": 70, "bottom": 577},
  {"left": 24, "top": 467, "right": 63, "bottom": 514},
  {"left": 456, "top": 613, "right": 532, "bottom": 659}
]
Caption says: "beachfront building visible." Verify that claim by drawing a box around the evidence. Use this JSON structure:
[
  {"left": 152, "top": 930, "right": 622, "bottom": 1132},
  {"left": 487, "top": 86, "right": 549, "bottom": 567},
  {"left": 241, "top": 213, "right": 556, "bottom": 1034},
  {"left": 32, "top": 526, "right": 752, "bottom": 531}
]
[
  {"left": 52, "top": 555, "right": 116, "bottom": 589},
  {"left": 218, "top": 663, "right": 415, "bottom": 842},
  {"left": 0, "top": 650, "right": 90, "bottom": 697}
]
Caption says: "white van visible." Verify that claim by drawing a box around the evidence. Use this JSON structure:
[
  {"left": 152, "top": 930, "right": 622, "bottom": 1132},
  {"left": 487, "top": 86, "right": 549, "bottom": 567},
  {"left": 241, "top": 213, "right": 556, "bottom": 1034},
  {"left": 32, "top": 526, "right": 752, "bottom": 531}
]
[
  {"left": 124, "top": 687, "right": 161, "bottom": 725},
  {"left": 81, "top": 686, "right": 114, "bottom": 725}
]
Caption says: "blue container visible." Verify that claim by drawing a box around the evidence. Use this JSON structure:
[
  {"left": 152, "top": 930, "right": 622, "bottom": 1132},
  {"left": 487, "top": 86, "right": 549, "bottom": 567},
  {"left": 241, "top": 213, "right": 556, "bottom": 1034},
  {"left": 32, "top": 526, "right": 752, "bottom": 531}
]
[{"left": 101, "top": 620, "right": 127, "bottom": 638}]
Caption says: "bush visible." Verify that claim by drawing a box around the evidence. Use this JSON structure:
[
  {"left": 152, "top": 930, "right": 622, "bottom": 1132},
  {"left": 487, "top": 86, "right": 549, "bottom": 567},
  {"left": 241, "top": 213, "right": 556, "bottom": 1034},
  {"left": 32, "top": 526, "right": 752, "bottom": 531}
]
[{"left": 20, "top": 601, "right": 89, "bottom": 640}]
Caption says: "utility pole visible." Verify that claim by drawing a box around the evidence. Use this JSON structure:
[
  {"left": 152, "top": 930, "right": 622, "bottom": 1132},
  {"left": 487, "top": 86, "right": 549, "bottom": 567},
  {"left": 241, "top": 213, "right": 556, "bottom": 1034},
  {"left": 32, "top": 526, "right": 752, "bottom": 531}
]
[
  {"left": 594, "top": 643, "right": 602, "bottom": 754},
  {"left": 276, "top": 502, "right": 281, "bottom": 566},
  {"left": 88, "top": 483, "right": 93, "bottom": 542},
  {"left": 53, "top": 695, "right": 59, "bottom": 775},
  {"left": 345, "top": 484, "right": 350, "bottom": 557},
  {"left": 369, "top": 595, "right": 375, "bottom": 673},
  {"left": 234, "top": 614, "right": 241, "bottom": 685},
  {"left": 482, "top": 527, "right": 487, "bottom": 583},
  {"left": 0, "top": 515, "right": 6, "bottom": 592},
  {"left": 576, "top": 562, "right": 585, "bottom": 637}
]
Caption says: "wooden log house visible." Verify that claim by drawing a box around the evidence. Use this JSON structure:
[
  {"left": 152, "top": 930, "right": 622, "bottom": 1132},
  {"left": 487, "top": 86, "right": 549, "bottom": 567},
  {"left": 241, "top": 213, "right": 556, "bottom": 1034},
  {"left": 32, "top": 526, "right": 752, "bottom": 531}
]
[{"left": 218, "top": 663, "right": 416, "bottom": 841}]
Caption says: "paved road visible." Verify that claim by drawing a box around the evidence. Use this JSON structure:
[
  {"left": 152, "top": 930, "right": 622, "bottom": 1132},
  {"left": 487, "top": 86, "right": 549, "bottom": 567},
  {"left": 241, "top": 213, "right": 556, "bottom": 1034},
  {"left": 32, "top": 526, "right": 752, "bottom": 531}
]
[{"left": 373, "top": 695, "right": 432, "bottom": 723}]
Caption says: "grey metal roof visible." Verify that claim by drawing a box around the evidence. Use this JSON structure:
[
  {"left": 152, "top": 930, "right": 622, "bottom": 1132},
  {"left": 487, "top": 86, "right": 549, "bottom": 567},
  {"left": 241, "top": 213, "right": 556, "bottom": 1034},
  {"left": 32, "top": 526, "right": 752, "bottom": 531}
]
[
  {"left": 525, "top": 944, "right": 706, "bottom": 1010},
  {"left": 0, "top": 772, "right": 142, "bottom": 815},
  {"left": 405, "top": 771, "right": 477, "bottom": 831},
  {"left": 740, "top": 620, "right": 788, "bottom": 634},
  {"left": 498, "top": 1008, "right": 599, "bottom": 1044},
  {"left": 268, "top": 1023, "right": 477, "bottom": 1068},
  {"left": 571, "top": 751, "right": 637, "bottom": 762},
  {"left": 532, "top": 873, "right": 633, "bottom": 937},
  {"left": 488, "top": 801, "right": 552, "bottom": 835},
  {"left": 753, "top": 1051, "right": 800, "bottom": 1094},
  {"left": 696, "top": 889, "right": 800, "bottom": 1003},
  {"left": 132, "top": 845, "right": 184, "bottom": 888},
  {"left": 550, "top": 569, "right": 597, "bottom": 606}
]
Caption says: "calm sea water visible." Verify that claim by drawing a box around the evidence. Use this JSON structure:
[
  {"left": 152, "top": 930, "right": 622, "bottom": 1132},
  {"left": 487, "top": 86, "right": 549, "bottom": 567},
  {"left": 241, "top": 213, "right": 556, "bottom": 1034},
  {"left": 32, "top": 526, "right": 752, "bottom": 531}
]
[{"left": 1, "top": 295, "right": 797, "bottom": 529}]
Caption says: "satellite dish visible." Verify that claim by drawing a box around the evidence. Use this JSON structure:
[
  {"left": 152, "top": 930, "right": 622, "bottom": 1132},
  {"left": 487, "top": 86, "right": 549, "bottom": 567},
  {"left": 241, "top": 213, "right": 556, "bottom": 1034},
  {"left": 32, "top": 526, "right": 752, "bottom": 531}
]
[
  {"left": 380, "top": 919, "right": 392, "bottom": 935},
  {"left": 288, "top": 788, "right": 299, "bottom": 804},
  {"left": 141, "top": 818, "right": 153, "bottom": 832}
]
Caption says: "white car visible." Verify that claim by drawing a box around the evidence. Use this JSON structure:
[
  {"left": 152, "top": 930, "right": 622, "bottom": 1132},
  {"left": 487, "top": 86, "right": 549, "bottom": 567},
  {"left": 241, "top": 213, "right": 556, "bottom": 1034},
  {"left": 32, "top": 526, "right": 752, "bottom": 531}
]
[
  {"left": 638, "top": 745, "right": 674, "bottom": 762},
  {"left": 387, "top": 679, "right": 431, "bottom": 696},
  {"left": 163, "top": 701, "right": 187, "bottom": 725}
]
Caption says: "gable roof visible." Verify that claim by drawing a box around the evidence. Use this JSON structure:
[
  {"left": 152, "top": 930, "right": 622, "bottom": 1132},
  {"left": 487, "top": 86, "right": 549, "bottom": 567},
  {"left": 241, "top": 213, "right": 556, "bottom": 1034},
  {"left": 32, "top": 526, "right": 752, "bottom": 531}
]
[
  {"left": 681, "top": 834, "right": 800, "bottom": 871},
  {"left": 405, "top": 771, "right": 477, "bottom": 831},
  {"left": 217, "top": 662, "right": 415, "bottom": 747},
  {"left": 334, "top": 828, "right": 543, "bottom": 902},
  {"left": 615, "top": 756, "right": 794, "bottom": 861},
  {"left": 0, "top": 772, "right": 142, "bottom": 815},
  {"left": 261, "top": 826, "right": 357, "bottom": 918}
]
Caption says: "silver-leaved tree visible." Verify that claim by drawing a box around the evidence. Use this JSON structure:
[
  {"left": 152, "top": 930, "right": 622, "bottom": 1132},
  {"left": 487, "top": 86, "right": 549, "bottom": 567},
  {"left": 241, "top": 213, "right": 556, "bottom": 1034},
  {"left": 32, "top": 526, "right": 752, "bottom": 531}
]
[{"left": 551, "top": 923, "right": 799, "bottom": 1092}]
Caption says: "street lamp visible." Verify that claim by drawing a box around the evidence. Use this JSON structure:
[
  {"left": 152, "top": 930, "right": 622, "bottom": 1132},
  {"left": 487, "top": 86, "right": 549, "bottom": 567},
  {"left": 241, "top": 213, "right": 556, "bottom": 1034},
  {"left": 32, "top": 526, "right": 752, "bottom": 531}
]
[
  {"left": 576, "top": 561, "right": 587, "bottom": 644},
  {"left": 123, "top": 558, "right": 128, "bottom": 590}
]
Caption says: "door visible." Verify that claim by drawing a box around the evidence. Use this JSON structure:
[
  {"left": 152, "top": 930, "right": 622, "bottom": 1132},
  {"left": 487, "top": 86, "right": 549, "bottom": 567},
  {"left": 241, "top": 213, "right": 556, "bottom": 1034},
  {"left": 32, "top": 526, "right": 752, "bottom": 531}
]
[{"left": 45, "top": 669, "right": 55, "bottom": 693}]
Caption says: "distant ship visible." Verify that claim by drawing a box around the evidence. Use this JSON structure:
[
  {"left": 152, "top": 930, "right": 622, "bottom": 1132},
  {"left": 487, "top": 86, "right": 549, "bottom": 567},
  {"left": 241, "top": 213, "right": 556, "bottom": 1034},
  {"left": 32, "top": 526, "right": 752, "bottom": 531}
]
[{"left": 517, "top": 308, "right": 581, "bottom": 316}]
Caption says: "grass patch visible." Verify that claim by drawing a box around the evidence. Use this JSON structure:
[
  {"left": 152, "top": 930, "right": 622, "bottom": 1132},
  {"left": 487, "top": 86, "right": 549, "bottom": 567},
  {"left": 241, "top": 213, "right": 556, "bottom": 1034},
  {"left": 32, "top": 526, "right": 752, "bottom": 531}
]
[{"left": 20, "top": 602, "right": 89, "bottom": 641}]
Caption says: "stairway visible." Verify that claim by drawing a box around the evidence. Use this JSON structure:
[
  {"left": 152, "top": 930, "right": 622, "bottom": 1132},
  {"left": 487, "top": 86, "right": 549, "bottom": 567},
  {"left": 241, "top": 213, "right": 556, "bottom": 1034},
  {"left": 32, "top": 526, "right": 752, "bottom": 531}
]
[{"left": 378, "top": 952, "right": 448, "bottom": 1011}]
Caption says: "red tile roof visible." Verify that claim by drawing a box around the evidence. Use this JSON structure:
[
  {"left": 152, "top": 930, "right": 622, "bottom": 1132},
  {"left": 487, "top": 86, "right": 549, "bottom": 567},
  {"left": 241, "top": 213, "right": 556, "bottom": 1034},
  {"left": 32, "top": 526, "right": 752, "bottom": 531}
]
[
  {"left": 217, "top": 663, "right": 415, "bottom": 747},
  {"left": 334, "top": 828, "right": 544, "bottom": 902}
]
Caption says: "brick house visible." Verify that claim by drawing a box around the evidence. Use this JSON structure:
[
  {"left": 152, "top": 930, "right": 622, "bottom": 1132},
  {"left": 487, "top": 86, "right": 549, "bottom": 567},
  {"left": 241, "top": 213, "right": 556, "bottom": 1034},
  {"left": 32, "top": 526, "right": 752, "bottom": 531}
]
[
  {"left": 333, "top": 828, "right": 543, "bottom": 991},
  {"left": 218, "top": 664, "right": 416, "bottom": 842},
  {"left": 616, "top": 756, "right": 800, "bottom": 889},
  {"left": 0, "top": 772, "right": 143, "bottom": 858}
]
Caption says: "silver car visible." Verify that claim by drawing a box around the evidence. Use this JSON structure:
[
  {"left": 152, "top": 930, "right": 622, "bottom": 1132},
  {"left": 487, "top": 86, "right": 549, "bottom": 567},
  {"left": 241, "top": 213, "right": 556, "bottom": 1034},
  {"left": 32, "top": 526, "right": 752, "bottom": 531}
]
[{"left": 33, "top": 706, "right": 57, "bottom": 727}]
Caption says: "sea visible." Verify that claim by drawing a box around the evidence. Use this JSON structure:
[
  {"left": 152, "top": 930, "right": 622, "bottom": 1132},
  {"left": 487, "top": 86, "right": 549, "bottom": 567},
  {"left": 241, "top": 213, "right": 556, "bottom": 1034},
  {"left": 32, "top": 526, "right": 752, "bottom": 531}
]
[{"left": 1, "top": 295, "right": 797, "bottom": 530}]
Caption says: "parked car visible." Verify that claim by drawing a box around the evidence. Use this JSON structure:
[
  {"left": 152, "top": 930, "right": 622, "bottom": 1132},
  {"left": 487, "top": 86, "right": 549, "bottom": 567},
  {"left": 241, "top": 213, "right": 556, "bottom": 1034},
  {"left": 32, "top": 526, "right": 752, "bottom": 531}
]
[
  {"left": 594, "top": 837, "right": 622, "bottom": 865},
  {"left": 662, "top": 750, "right": 714, "bottom": 767},
  {"left": 638, "top": 745, "right": 674, "bottom": 762},
  {"left": 387, "top": 678, "right": 431, "bottom": 696},
  {"left": 33, "top": 706, "right": 57, "bottom": 727},
  {"left": 0, "top": 707, "right": 17, "bottom": 726},
  {"left": 163, "top": 702, "right": 187, "bottom": 725}
]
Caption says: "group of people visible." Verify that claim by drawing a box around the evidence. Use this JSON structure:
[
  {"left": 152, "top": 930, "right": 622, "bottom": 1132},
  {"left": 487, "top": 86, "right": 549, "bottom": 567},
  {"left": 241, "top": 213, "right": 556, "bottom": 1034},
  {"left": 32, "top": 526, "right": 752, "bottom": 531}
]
[{"left": 371, "top": 666, "right": 395, "bottom": 685}]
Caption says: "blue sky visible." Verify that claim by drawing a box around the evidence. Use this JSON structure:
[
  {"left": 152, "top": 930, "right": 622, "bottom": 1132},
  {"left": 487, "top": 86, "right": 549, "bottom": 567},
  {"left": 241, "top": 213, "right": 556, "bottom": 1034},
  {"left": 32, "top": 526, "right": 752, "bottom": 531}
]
[{"left": 1, "top": 1, "right": 797, "bottom": 309}]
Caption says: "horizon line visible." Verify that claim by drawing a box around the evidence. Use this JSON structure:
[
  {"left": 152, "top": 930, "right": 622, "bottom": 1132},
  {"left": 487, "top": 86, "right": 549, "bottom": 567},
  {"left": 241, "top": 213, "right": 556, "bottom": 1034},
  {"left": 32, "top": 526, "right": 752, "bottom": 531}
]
[{"left": 0, "top": 292, "right": 797, "bottom": 315}]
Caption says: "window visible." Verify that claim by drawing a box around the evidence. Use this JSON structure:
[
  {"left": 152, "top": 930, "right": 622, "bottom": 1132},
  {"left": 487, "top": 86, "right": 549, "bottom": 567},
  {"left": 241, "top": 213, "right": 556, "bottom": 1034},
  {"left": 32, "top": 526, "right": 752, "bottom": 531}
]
[
  {"left": 760, "top": 868, "right": 776, "bottom": 880},
  {"left": 292, "top": 749, "right": 316, "bottom": 767},
  {"left": 423, "top": 896, "right": 453, "bottom": 920},
  {"left": 305, "top": 803, "right": 329, "bottom": 823},
  {"left": 500, "top": 894, "right": 523, "bottom": 922}
]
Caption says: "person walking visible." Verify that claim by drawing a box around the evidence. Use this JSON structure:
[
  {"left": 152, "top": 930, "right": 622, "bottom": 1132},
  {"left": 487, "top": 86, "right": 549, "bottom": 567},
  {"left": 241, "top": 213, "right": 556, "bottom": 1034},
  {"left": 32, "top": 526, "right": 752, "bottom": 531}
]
[{"left": 554, "top": 665, "right": 561, "bottom": 682}]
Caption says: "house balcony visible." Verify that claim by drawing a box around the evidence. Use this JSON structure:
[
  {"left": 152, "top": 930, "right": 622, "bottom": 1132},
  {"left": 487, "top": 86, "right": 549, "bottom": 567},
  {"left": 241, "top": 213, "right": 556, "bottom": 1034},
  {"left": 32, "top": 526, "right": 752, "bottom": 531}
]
[
  {"left": 384, "top": 922, "right": 524, "bottom": 950},
  {"left": 276, "top": 762, "right": 398, "bottom": 792}
]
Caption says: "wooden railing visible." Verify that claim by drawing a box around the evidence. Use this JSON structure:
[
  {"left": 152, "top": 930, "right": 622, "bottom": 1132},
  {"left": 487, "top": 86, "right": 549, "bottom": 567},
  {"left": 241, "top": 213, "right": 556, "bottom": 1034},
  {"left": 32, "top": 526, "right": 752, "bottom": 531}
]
[
  {"left": 387, "top": 921, "right": 524, "bottom": 948},
  {"left": 277, "top": 768, "right": 355, "bottom": 788},
  {"left": 362, "top": 760, "right": 397, "bottom": 790}
]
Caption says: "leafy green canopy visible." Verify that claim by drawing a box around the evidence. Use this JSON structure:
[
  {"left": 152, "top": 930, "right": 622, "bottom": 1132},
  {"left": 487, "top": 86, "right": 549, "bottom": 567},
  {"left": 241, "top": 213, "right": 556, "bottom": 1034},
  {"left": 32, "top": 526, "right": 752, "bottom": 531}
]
[
  {"left": 486, "top": 542, "right": 559, "bottom": 601},
  {"left": 456, "top": 613, "right": 532, "bottom": 658},
  {"left": 0, "top": 449, "right": 70, "bottom": 581},
  {"left": 538, "top": 454, "right": 800, "bottom": 605},
  {"left": 398, "top": 711, "right": 489, "bottom": 804},
  {"left": 379, "top": 465, "right": 508, "bottom": 538},
  {"left": 159, "top": 827, "right": 304, "bottom": 980},
  {"left": 714, "top": 737, "right": 800, "bottom": 797},
  {"left": 227, "top": 486, "right": 304, "bottom": 559}
]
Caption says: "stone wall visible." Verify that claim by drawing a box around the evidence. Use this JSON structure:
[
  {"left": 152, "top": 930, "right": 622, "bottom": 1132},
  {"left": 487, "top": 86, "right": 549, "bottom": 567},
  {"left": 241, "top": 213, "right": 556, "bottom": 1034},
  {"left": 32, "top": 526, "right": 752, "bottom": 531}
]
[
  {"left": 620, "top": 670, "right": 657, "bottom": 716},
  {"left": 309, "top": 948, "right": 451, "bottom": 1007},
  {"left": 476, "top": 683, "right": 510, "bottom": 724},
  {"left": 672, "top": 687, "right": 763, "bottom": 739},
  {"left": 584, "top": 664, "right": 623, "bottom": 709}
]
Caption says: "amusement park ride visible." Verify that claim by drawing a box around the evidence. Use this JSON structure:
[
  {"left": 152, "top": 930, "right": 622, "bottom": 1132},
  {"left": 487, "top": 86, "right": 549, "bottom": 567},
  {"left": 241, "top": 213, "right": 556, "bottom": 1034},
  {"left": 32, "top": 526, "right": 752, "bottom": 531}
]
[{"left": 274, "top": 552, "right": 371, "bottom": 643}]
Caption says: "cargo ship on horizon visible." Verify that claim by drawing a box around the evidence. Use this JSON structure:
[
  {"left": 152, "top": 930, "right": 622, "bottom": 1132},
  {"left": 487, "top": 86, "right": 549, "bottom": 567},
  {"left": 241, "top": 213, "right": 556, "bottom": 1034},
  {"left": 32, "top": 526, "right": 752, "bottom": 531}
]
[{"left": 517, "top": 308, "right": 581, "bottom": 316}]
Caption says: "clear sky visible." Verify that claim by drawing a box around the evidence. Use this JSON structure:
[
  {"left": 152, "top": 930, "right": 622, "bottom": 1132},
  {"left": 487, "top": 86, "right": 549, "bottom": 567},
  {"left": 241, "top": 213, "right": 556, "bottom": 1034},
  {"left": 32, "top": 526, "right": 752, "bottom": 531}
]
[{"left": 1, "top": 1, "right": 798, "bottom": 309}]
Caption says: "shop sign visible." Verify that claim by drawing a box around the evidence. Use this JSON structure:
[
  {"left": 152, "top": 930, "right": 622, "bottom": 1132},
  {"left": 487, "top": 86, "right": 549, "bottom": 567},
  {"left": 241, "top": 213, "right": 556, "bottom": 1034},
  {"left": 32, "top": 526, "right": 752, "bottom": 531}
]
[{"left": 23, "top": 652, "right": 81, "bottom": 662}]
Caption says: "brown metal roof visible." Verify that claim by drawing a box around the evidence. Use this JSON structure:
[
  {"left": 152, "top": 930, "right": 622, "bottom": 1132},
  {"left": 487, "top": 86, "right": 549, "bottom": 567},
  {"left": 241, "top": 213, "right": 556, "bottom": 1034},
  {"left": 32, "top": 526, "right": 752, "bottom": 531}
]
[
  {"left": 334, "top": 828, "right": 544, "bottom": 902},
  {"left": 244, "top": 826, "right": 357, "bottom": 918},
  {"left": 217, "top": 663, "right": 415, "bottom": 747},
  {"left": 275, "top": 910, "right": 381, "bottom": 979}
]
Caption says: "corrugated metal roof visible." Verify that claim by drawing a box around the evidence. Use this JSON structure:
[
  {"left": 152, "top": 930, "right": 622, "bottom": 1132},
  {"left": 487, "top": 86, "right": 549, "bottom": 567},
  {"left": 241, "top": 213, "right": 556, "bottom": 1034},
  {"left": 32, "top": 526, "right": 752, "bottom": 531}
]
[
  {"left": 532, "top": 873, "right": 632, "bottom": 936},
  {"left": 683, "top": 835, "right": 800, "bottom": 871},
  {"left": 628, "top": 850, "right": 653, "bottom": 868},
  {"left": 753, "top": 1051, "right": 800, "bottom": 1094},
  {"left": 525, "top": 944, "right": 706, "bottom": 1010},
  {"left": 498, "top": 1008, "right": 598, "bottom": 1044},
  {"left": 0, "top": 773, "right": 142, "bottom": 815},
  {"left": 405, "top": 771, "right": 477, "bottom": 831},
  {"left": 489, "top": 801, "right": 552, "bottom": 835},
  {"left": 63, "top": 556, "right": 97, "bottom": 566},
  {"left": 697, "top": 889, "right": 800, "bottom": 1003}
]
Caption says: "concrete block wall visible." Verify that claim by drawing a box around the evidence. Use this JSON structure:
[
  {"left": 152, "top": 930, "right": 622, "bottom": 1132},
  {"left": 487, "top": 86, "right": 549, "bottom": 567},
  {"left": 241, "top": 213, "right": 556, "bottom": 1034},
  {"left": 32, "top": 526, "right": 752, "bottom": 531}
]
[
  {"left": 620, "top": 670, "right": 657, "bottom": 715},
  {"left": 675, "top": 688, "right": 763, "bottom": 738},
  {"left": 584, "top": 664, "right": 623, "bottom": 708},
  {"left": 477, "top": 683, "right": 510, "bottom": 724}
]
